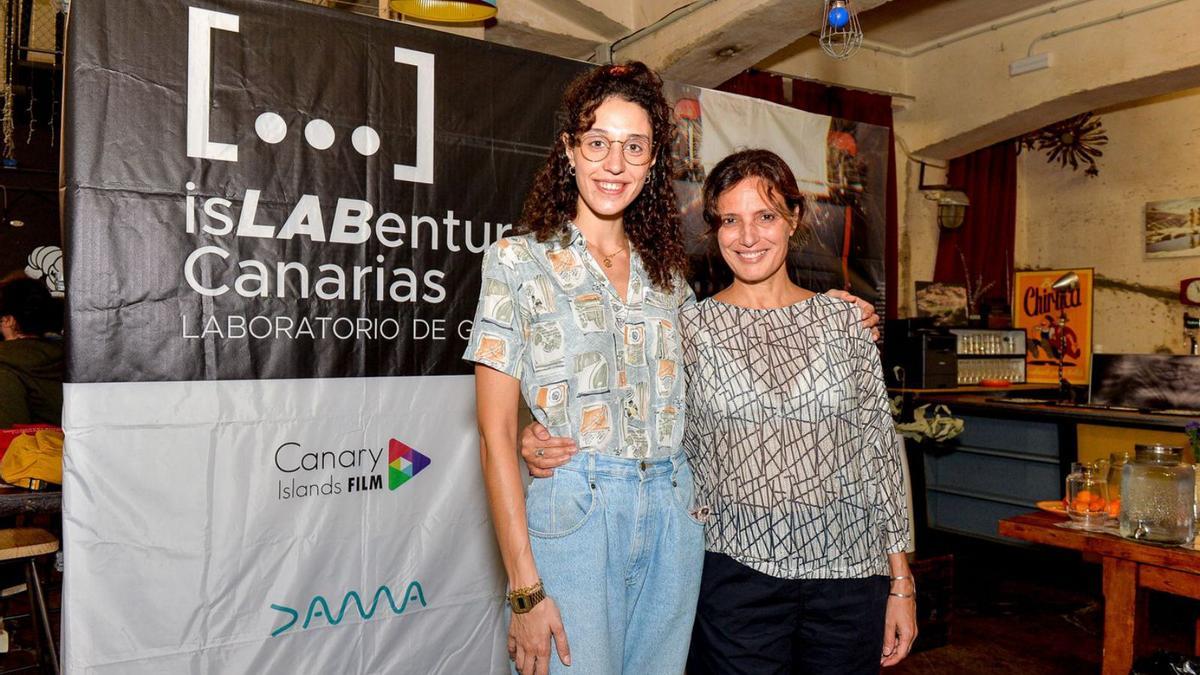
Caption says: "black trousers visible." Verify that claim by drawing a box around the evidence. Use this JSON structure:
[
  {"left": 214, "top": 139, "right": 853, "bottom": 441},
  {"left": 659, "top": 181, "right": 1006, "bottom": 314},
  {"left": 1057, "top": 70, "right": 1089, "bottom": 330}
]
[{"left": 687, "top": 552, "right": 889, "bottom": 675}]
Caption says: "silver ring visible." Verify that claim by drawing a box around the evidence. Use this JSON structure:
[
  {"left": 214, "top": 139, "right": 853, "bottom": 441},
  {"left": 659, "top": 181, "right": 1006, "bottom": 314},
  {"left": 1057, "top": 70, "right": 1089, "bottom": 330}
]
[{"left": 535, "top": 448, "right": 545, "bottom": 458}]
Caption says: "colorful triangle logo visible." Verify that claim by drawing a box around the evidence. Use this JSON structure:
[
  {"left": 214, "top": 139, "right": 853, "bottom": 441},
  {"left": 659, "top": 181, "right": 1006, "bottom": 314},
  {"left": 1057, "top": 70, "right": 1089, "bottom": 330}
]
[{"left": 389, "top": 439, "right": 431, "bottom": 490}]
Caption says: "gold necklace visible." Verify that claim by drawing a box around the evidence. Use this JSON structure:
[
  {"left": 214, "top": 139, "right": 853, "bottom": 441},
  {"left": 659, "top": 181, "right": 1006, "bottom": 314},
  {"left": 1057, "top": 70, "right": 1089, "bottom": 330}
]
[{"left": 595, "top": 243, "right": 627, "bottom": 269}]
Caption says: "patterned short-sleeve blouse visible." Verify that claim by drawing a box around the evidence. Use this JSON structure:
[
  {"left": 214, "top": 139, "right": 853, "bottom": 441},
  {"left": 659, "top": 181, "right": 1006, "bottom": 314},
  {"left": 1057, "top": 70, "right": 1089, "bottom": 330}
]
[
  {"left": 679, "top": 294, "right": 909, "bottom": 579},
  {"left": 463, "top": 224, "right": 694, "bottom": 459}
]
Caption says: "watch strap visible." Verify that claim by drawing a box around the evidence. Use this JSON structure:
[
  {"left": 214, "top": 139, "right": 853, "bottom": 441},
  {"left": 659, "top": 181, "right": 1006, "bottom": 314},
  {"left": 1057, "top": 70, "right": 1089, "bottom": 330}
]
[{"left": 507, "top": 580, "right": 546, "bottom": 614}]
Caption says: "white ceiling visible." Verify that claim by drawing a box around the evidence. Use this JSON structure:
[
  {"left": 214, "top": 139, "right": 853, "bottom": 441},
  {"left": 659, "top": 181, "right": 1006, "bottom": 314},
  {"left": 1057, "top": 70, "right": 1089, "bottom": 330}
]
[{"left": 858, "top": 0, "right": 1059, "bottom": 49}]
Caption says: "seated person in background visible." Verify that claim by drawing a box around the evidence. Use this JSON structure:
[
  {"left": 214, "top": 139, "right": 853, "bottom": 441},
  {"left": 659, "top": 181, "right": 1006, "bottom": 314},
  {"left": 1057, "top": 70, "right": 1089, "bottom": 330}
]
[{"left": 0, "top": 278, "right": 63, "bottom": 428}]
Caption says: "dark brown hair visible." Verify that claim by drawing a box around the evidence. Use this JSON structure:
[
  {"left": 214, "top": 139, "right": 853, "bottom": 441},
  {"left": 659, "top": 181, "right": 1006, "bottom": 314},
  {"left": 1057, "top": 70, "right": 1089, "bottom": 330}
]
[
  {"left": 0, "top": 277, "right": 57, "bottom": 335},
  {"left": 518, "top": 62, "right": 686, "bottom": 292},
  {"left": 702, "top": 149, "right": 806, "bottom": 241}
]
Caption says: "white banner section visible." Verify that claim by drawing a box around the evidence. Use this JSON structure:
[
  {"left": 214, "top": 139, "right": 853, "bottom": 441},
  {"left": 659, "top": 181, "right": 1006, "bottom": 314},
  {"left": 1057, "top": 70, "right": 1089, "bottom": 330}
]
[
  {"left": 699, "top": 88, "right": 832, "bottom": 196},
  {"left": 61, "top": 376, "right": 506, "bottom": 674}
]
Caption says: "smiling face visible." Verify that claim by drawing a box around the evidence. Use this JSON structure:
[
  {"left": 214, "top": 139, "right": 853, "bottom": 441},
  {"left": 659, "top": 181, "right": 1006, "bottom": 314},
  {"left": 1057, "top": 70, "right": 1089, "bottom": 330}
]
[
  {"left": 566, "top": 96, "right": 655, "bottom": 228},
  {"left": 715, "top": 177, "right": 798, "bottom": 287}
]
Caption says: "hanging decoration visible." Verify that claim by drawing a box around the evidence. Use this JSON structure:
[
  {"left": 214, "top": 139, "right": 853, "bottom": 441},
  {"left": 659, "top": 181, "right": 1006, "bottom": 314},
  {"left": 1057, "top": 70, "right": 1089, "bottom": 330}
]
[
  {"left": 1017, "top": 112, "right": 1108, "bottom": 177},
  {"left": 819, "top": 0, "right": 863, "bottom": 60},
  {"left": 2, "top": 0, "right": 14, "bottom": 161},
  {"left": 389, "top": 0, "right": 496, "bottom": 23}
]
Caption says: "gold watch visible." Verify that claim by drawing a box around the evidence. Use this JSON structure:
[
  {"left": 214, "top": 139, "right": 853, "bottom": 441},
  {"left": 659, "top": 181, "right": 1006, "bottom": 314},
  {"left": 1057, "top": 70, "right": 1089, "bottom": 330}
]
[{"left": 507, "top": 580, "right": 546, "bottom": 614}]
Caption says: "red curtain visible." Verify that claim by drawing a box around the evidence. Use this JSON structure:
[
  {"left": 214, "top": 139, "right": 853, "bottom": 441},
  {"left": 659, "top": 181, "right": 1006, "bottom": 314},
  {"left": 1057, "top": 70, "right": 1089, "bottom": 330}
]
[
  {"left": 932, "top": 141, "right": 1017, "bottom": 311},
  {"left": 717, "top": 71, "right": 788, "bottom": 104},
  {"left": 718, "top": 72, "right": 900, "bottom": 319}
]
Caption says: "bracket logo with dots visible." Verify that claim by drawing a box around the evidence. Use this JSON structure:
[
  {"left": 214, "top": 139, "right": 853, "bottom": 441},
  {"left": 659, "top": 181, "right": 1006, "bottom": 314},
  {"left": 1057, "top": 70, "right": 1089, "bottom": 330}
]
[{"left": 186, "top": 7, "right": 434, "bottom": 184}]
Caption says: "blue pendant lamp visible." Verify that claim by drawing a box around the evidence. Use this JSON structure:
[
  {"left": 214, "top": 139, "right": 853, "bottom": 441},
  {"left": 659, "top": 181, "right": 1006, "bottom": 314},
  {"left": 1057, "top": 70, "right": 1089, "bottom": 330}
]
[
  {"left": 819, "top": 0, "right": 863, "bottom": 59},
  {"left": 390, "top": 0, "right": 497, "bottom": 23}
]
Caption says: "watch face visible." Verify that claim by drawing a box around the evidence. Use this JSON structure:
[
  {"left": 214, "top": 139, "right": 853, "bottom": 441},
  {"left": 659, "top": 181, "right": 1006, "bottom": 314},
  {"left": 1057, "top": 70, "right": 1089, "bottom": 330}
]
[{"left": 1186, "top": 278, "right": 1200, "bottom": 305}]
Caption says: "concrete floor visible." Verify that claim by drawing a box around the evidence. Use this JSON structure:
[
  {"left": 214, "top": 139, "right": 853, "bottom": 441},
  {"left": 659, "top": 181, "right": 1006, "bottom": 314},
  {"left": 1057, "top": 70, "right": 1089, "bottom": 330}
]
[{"left": 893, "top": 533, "right": 1197, "bottom": 675}]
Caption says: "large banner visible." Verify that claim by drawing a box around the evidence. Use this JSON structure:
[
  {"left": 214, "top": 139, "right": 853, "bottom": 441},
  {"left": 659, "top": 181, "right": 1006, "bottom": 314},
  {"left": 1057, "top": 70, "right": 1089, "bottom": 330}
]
[{"left": 61, "top": 1, "right": 891, "bottom": 672}]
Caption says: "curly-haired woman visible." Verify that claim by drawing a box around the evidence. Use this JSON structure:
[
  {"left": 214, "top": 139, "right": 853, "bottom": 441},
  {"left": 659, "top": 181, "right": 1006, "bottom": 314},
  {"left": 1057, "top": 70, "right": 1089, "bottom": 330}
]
[
  {"left": 463, "top": 62, "right": 702, "bottom": 675},
  {"left": 466, "top": 64, "right": 878, "bottom": 674}
]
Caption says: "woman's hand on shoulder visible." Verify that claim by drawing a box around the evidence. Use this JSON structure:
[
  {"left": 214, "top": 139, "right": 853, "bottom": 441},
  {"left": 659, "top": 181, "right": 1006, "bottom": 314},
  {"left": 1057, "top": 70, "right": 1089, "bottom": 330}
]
[
  {"left": 825, "top": 289, "right": 880, "bottom": 342},
  {"left": 520, "top": 421, "right": 577, "bottom": 478},
  {"left": 510, "top": 597, "right": 571, "bottom": 675}
]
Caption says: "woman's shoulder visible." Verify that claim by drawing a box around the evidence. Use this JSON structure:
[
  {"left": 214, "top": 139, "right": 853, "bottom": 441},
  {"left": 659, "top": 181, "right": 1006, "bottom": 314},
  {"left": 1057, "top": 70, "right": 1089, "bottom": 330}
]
[
  {"left": 481, "top": 233, "right": 546, "bottom": 269},
  {"left": 806, "top": 292, "right": 855, "bottom": 319},
  {"left": 805, "top": 293, "right": 873, "bottom": 344}
]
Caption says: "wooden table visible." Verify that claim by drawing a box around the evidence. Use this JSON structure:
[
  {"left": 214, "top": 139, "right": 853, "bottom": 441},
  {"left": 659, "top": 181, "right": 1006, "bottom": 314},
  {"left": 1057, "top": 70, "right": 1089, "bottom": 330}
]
[
  {"left": 0, "top": 485, "right": 61, "bottom": 518},
  {"left": 1000, "top": 511, "right": 1200, "bottom": 675}
]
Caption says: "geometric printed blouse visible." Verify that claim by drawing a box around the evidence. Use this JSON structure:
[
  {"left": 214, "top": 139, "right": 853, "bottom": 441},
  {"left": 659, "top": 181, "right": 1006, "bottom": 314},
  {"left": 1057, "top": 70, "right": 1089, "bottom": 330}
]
[
  {"left": 679, "top": 294, "right": 909, "bottom": 579},
  {"left": 463, "top": 223, "right": 693, "bottom": 459}
]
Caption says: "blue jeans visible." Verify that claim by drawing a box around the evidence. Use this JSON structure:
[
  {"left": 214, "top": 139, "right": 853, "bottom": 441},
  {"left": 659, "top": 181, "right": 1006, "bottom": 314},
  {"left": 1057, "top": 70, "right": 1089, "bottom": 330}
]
[{"left": 523, "top": 449, "right": 706, "bottom": 674}]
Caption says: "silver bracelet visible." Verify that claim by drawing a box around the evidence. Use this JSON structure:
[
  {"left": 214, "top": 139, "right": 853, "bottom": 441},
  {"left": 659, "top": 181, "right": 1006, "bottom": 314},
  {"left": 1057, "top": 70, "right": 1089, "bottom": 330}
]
[{"left": 889, "top": 575, "right": 916, "bottom": 596}]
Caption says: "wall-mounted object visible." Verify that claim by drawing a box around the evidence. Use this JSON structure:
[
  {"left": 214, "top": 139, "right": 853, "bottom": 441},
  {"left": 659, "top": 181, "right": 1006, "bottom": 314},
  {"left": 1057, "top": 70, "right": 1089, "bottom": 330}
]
[
  {"left": 1181, "top": 278, "right": 1200, "bottom": 305},
  {"left": 917, "top": 161, "right": 969, "bottom": 229},
  {"left": 1145, "top": 198, "right": 1200, "bottom": 259},
  {"left": 1009, "top": 52, "right": 1053, "bottom": 77},
  {"left": 819, "top": 0, "right": 863, "bottom": 60},
  {"left": 1017, "top": 112, "right": 1107, "bottom": 177}
]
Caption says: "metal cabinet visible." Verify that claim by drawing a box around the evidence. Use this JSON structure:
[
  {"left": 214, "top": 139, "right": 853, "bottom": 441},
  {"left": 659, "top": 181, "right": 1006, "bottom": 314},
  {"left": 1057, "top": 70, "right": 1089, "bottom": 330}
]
[{"left": 921, "top": 414, "right": 1063, "bottom": 542}]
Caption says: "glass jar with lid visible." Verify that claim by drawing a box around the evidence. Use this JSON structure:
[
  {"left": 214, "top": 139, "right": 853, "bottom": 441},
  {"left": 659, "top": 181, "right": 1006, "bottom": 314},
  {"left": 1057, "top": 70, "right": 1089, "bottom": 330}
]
[
  {"left": 1119, "top": 444, "right": 1196, "bottom": 544},
  {"left": 1065, "top": 462, "right": 1108, "bottom": 528}
]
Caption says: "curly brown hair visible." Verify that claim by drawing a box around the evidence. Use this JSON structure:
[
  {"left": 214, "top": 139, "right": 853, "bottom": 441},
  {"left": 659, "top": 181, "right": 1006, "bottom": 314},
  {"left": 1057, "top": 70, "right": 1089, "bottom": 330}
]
[{"left": 518, "top": 62, "right": 687, "bottom": 292}]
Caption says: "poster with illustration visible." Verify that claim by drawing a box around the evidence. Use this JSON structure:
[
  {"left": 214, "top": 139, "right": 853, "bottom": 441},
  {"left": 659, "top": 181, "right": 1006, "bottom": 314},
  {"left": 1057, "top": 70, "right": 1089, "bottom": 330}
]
[{"left": 1013, "top": 269, "right": 1093, "bottom": 385}]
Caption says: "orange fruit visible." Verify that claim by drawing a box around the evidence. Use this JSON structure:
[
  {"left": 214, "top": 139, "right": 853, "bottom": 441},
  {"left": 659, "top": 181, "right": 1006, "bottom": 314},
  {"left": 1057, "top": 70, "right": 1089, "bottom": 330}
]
[
  {"left": 1076, "top": 490, "right": 1094, "bottom": 503},
  {"left": 1088, "top": 498, "right": 1106, "bottom": 512},
  {"left": 1107, "top": 498, "right": 1121, "bottom": 518}
]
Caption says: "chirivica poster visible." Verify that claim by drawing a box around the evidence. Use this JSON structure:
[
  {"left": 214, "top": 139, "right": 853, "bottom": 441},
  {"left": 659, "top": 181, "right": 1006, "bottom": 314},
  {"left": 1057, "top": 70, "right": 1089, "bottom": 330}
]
[{"left": 1013, "top": 269, "right": 1094, "bottom": 386}]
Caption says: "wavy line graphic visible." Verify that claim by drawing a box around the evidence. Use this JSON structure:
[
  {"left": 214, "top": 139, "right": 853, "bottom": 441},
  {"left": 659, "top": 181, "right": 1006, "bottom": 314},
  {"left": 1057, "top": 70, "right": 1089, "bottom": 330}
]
[{"left": 270, "top": 581, "right": 427, "bottom": 637}]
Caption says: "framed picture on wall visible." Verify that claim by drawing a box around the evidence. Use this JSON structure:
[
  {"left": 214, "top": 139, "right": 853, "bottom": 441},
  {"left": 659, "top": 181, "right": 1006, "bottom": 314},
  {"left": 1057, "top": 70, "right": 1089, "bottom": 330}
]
[
  {"left": 915, "top": 281, "right": 968, "bottom": 326},
  {"left": 1013, "top": 269, "right": 1094, "bottom": 385},
  {"left": 1145, "top": 197, "right": 1200, "bottom": 259}
]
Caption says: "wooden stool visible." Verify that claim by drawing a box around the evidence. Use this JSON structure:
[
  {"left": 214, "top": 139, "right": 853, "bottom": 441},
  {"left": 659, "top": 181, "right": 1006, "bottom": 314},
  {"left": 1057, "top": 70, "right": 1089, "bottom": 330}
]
[{"left": 0, "top": 528, "right": 60, "bottom": 675}]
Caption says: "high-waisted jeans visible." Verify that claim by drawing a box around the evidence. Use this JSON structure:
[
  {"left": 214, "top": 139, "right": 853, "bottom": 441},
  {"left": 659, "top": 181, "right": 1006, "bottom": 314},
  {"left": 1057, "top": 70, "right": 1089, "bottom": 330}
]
[{"left": 521, "top": 449, "right": 706, "bottom": 674}]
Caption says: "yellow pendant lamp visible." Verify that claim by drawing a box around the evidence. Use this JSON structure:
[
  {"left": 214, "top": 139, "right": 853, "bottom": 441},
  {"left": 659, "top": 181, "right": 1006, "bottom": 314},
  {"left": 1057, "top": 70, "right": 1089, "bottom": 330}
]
[{"left": 390, "top": 0, "right": 497, "bottom": 23}]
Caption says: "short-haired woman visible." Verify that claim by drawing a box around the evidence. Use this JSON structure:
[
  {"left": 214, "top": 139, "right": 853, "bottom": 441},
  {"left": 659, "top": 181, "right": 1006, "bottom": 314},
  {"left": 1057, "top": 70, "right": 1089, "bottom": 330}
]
[{"left": 683, "top": 149, "right": 915, "bottom": 674}]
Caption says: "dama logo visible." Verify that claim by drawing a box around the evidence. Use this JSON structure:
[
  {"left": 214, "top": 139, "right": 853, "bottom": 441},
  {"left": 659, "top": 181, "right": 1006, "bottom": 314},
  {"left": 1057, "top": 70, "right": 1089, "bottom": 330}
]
[{"left": 389, "top": 439, "right": 431, "bottom": 489}]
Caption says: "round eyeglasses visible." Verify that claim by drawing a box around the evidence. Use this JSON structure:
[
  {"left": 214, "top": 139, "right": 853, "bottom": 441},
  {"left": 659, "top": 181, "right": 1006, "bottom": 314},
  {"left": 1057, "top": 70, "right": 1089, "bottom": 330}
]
[{"left": 577, "top": 133, "right": 653, "bottom": 165}]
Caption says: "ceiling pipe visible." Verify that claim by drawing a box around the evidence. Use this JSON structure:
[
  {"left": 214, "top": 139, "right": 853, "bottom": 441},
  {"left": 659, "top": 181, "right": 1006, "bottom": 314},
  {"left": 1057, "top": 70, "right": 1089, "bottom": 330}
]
[
  {"left": 1025, "top": 0, "right": 1187, "bottom": 56},
  {"left": 859, "top": 0, "right": 1098, "bottom": 57}
]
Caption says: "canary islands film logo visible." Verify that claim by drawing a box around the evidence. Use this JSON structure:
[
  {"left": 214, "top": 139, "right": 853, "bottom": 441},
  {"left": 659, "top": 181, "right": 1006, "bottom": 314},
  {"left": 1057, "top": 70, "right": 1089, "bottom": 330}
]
[
  {"left": 274, "top": 438, "right": 431, "bottom": 501},
  {"left": 389, "top": 438, "right": 430, "bottom": 489}
]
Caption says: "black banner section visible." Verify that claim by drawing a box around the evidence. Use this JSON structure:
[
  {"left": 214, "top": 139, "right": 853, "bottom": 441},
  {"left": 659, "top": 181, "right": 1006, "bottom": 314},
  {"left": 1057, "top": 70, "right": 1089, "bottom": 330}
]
[
  {"left": 65, "top": 0, "right": 586, "bottom": 382},
  {"left": 64, "top": 0, "right": 888, "bottom": 384}
]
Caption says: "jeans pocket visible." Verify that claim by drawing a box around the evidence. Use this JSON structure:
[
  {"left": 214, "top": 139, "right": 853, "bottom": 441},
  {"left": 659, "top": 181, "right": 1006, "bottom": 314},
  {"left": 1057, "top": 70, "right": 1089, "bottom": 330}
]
[
  {"left": 671, "top": 462, "right": 707, "bottom": 528},
  {"left": 526, "top": 469, "right": 599, "bottom": 538}
]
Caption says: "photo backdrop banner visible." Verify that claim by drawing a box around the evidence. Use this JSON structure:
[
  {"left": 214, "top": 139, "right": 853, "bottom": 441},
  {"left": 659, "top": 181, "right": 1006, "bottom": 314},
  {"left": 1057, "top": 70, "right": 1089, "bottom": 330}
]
[{"left": 61, "top": 1, "right": 890, "bottom": 672}]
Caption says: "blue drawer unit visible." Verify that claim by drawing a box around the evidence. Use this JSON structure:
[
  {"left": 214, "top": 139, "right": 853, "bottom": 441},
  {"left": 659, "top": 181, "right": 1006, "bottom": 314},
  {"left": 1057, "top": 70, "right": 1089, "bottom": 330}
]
[{"left": 922, "top": 414, "right": 1063, "bottom": 542}]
